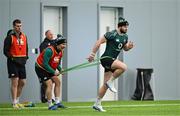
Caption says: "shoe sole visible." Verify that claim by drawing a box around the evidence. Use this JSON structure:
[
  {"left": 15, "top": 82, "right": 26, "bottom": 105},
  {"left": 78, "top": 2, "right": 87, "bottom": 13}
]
[
  {"left": 92, "top": 106, "right": 106, "bottom": 112},
  {"left": 48, "top": 108, "right": 58, "bottom": 110},
  {"left": 105, "top": 83, "right": 117, "bottom": 93},
  {"left": 48, "top": 106, "right": 58, "bottom": 110},
  {"left": 55, "top": 103, "right": 67, "bottom": 108}
]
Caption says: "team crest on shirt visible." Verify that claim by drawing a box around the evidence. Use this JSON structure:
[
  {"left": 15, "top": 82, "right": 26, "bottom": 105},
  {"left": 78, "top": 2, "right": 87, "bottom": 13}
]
[
  {"left": 53, "top": 56, "right": 60, "bottom": 63},
  {"left": 20, "top": 39, "right": 24, "bottom": 45},
  {"left": 16, "top": 39, "right": 24, "bottom": 45},
  {"left": 116, "top": 38, "right": 120, "bottom": 42}
]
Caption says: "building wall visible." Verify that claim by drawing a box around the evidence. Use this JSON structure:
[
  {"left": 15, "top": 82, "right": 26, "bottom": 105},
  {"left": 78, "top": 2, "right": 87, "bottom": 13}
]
[
  {"left": 125, "top": 0, "right": 179, "bottom": 100},
  {"left": 0, "top": 0, "right": 179, "bottom": 103},
  {"left": 0, "top": 0, "right": 11, "bottom": 103},
  {"left": 177, "top": 0, "right": 180, "bottom": 98},
  {"left": 151, "top": 0, "right": 178, "bottom": 100},
  {"left": 67, "top": 0, "right": 99, "bottom": 101}
]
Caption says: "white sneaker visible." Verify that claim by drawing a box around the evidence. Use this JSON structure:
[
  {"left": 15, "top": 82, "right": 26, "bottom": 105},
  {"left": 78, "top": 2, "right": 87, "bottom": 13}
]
[
  {"left": 92, "top": 104, "right": 106, "bottom": 112},
  {"left": 106, "top": 80, "right": 117, "bottom": 93}
]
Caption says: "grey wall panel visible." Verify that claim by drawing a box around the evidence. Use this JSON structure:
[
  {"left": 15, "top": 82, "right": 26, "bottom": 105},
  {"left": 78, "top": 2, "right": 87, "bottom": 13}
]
[
  {"left": 125, "top": 0, "right": 179, "bottom": 100},
  {"left": 0, "top": 0, "right": 11, "bottom": 103},
  {"left": 123, "top": 0, "right": 152, "bottom": 99},
  {"left": 67, "top": 0, "right": 98, "bottom": 102},
  {"left": 178, "top": 0, "right": 180, "bottom": 99},
  {"left": 9, "top": 0, "right": 41, "bottom": 102},
  {"left": 152, "top": 1, "right": 178, "bottom": 100},
  {"left": 40, "top": 0, "right": 69, "bottom": 6},
  {"left": 98, "top": 0, "right": 125, "bottom": 7},
  {"left": 0, "top": 0, "right": 180, "bottom": 103}
]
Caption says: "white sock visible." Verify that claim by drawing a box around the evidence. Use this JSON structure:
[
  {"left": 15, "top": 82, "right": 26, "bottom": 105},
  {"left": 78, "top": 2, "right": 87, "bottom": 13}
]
[
  {"left": 13, "top": 99, "right": 18, "bottom": 105},
  {"left": 55, "top": 97, "right": 60, "bottom": 104},
  {"left": 16, "top": 97, "right": 20, "bottom": 104},
  {"left": 95, "top": 97, "right": 102, "bottom": 105},
  {"left": 48, "top": 100, "right": 53, "bottom": 107}
]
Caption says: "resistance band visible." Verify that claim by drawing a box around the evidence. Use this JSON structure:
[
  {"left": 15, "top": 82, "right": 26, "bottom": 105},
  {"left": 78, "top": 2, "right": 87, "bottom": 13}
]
[{"left": 61, "top": 56, "right": 111, "bottom": 74}]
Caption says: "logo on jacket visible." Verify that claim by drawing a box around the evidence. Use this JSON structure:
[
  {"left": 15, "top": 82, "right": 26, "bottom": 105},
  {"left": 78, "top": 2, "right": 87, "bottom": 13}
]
[
  {"left": 53, "top": 56, "right": 60, "bottom": 63},
  {"left": 17, "top": 39, "right": 24, "bottom": 45}
]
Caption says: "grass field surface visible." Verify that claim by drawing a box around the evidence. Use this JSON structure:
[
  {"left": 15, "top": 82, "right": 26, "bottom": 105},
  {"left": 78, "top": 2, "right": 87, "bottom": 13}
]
[{"left": 0, "top": 100, "right": 180, "bottom": 116}]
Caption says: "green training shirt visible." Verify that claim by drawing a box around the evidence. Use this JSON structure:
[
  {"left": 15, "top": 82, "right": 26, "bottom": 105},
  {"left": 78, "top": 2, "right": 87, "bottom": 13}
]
[{"left": 102, "top": 29, "right": 128, "bottom": 59}]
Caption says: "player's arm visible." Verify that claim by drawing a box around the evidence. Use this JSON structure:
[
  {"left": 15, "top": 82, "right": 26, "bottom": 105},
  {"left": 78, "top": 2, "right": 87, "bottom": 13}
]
[
  {"left": 87, "top": 36, "right": 106, "bottom": 62},
  {"left": 57, "top": 65, "right": 62, "bottom": 72},
  {"left": 3, "top": 35, "right": 12, "bottom": 58},
  {"left": 123, "top": 41, "right": 134, "bottom": 51},
  {"left": 43, "top": 48, "right": 56, "bottom": 74},
  {"left": 26, "top": 36, "right": 29, "bottom": 59}
]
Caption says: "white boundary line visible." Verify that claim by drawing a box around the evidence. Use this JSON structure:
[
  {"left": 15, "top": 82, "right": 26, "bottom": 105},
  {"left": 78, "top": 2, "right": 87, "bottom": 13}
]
[{"left": 0, "top": 104, "right": 180, "bottom": 110}]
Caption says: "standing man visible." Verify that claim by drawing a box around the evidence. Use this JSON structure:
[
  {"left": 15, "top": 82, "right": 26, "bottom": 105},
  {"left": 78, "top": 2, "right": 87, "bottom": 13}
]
[
  {"left": 3, "top": 19, "right": 28, "bottom": 109},
  {"left": 35, "top": 38, "right": 67, "bottom": 110},
  {"left": 87, "top": 17, "right": 134, "bottom": 112},
  {"left": 39, "top": 30, "right": 56, "bottom": 103},
  {"left": 40, "top": 30, "right": 55, "bottom": 53}
]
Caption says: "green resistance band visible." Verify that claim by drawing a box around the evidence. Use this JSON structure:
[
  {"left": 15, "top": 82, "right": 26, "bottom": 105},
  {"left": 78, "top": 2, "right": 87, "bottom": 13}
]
[{"left": 61, "top": 56, "right": 111, "bottom": 74}]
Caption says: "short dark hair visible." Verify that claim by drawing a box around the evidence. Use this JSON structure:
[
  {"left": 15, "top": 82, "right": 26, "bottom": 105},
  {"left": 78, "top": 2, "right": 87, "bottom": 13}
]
[
  {"left": 13, "top": 19, "right": 21, "bottom": 26},
  {"left": 45, "top": 30, "right": 50, "bottom": 36},
  {"left": 118, "top": 21, "right": 129, "bottom": 27},
  {"left": 118, "top": 17, "right": 129, "bottom": 27}
]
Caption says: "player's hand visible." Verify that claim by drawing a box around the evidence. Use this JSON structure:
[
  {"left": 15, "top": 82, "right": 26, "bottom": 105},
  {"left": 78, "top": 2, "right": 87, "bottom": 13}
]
[
  {"left": 87, "top": 52, "right": 95, "bottom": 62},
  {"left": 127, "top": 41, "right": 134, "bottom": 49},
  {"left": 60, "top": 68, "right": 64, "bottom": 75},
  {"left": 54, "top": 69, "right": 60, "bottom": 76}
]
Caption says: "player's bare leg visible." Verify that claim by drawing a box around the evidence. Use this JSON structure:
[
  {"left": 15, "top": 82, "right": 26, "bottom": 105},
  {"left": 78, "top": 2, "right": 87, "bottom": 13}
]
[
  {"left": 52, "top": 76, "right": 60, "bottom": 103},
  {"left": 106, "top": 59, "right": 127, "bottom": 93},
  {"left": 93, "top": 71, "right": 112, "bottom": 112},
  {"left": 11, "top": 78, "right": 18, "bottom": 108},
  {"left": 45, "top": 80, "right": 53, "bottom": 104},
  {"left": 99, "top": 72, "right": 112, "bottom": 98},
  {"left": 17, "top": 79, "right": 26, "bottom": 103},
  {"left": 52, "top": 76, "right": 66, "bottom": 108},
  {"left": 45, "top": 79, "right": 57, "bottom": 110}
]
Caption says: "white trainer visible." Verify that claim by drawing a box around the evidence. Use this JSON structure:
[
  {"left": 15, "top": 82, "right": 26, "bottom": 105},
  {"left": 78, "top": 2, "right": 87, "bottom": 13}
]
[
  {"left": 106, "top": 80, "right": 117, "bottom": 93},
  {"left": 92, "top": 104, "right": 106, "bottom": 112}
]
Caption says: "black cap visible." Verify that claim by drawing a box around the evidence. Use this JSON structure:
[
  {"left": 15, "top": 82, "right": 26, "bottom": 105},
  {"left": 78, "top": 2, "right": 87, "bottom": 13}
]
[
  {"left": 57, "top": 34, "right": 63, "bottom": 38},
  {"left": 55, "top": 34, "right": 67, "bottom": 45},
  {"left": 118, "top": 17, "right": 129, "bottom": 27}
]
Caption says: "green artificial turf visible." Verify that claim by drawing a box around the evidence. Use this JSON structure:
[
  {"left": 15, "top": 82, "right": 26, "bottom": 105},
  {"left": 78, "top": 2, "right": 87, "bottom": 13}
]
[{"left": 0, "top": 100, "right": 180, "bottom": 116}]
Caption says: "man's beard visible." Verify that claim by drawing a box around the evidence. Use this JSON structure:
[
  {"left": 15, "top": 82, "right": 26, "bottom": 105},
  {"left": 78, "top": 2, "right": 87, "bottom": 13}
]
[{"left": 120, "top": 29, "right": 127, "bottom": 34}]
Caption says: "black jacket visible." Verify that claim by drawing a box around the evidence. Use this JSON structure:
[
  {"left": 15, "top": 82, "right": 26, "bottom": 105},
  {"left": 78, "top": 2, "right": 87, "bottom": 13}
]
[
  {"left": 3, "top": 30, "right": 28, "bottom": 65},
  {"left": 39, "top": 38, "right": 55, "bottom": 53}
]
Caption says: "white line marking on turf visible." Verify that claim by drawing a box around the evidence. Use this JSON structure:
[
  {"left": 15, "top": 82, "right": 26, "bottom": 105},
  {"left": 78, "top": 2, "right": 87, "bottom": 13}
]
[
  {"left": 0, "top": 104, "right": 180, "bottom": 110},
  {"left": 69, "top": 104, "right": 180, "bottom": 108}
]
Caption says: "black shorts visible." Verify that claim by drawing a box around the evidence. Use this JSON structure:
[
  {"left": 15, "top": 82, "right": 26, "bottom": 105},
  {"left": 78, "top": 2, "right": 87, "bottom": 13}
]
[
  {"left": 35, "top": 65, "right": 54, "bottom": 83},
  {"left": 100, "top": 57, "right": 115, "bottom": 72},
  {"left": 7, "top": 59, "right": 26, "bottom": 79}
]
